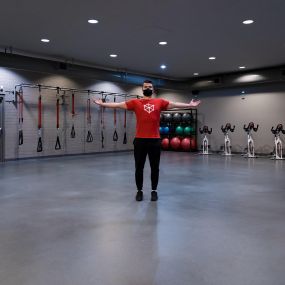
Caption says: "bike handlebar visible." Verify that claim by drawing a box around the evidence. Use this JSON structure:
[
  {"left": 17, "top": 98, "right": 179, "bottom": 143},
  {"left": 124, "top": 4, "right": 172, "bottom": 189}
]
[
  {"left": 271, "top": 124, "right": 285, "bottom": 135},
  {"left": 221, "top": 123, "right": 235, "bottom": 133},
  {"left": 199, "top": 126, "right": 212, "bottom": 134},
  {"left": 244, "top": 122, "right": 259, "bottom": 132}
]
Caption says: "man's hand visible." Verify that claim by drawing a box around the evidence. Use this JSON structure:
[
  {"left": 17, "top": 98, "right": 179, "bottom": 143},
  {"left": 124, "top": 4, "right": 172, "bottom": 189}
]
[
  {"left": 189, "top": 99, "right": 201, "bottom": 107},
  {"left": 93, "top": 99, "right": 104, "bottom": 106}
]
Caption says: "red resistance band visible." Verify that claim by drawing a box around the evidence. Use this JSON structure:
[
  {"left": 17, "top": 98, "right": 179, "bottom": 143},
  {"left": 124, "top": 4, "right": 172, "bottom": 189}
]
[
  {"left": 72, "top": 93, "right": 75, "bottom": 116},
  {"left": 101, "top": 95, "right": 105, "bottom": 148},
  {"left": 18, "top": 90, "right": 24, "bottom": 125},
  {"left": 87, "top": 97, "right": 91, "bottom": 125},
  {"left": 56, "top": 98, "right": 60, "bottom": 129},
  {"left": 18, "top": 90, "right": 24, "bottom": 145},
  {"left": 55, "top": 88, "right": 61, "bottom": 150},
  {"left": 37, "top": 86, "right": 43, "bottom": 152},
  {"left": 101, "top": 98, "right": 105, "bottom": 128},
  {"left": 38, "top": 95, "right": 42, "bottom": 130},
  {"left": 124, "top": 109, "right": 126, "bottom": 129},
  {"left": 113, "top": 96, "right": 118, "bottom": 141},
  {"left": 123, "top": 97, "right": 127, "bottom": 144},
  {"left": 70, "top": 93, "right": 76, "bottom": 138},
  {"left": 86, "top": 93, "right": 93, "bottom": 143},
  {"left": 114, "top": 97, "right": 116, "bottom": 126}
]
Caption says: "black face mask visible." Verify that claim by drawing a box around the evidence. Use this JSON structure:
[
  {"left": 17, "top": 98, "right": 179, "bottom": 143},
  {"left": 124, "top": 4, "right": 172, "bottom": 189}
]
[{"left": 143, "top": 88, "right": 153, "bottom": 97}]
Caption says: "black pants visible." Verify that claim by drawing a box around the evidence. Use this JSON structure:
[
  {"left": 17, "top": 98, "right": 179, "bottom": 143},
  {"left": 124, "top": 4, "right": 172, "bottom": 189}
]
[{"left": 133, "top": 138, "right": 161, "bottom": 191}]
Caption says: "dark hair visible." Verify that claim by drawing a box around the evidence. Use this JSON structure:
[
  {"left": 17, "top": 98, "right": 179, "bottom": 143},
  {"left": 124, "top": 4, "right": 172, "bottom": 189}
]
[{"left": 143, "top": 80, "right": 153, "bottom": 85}]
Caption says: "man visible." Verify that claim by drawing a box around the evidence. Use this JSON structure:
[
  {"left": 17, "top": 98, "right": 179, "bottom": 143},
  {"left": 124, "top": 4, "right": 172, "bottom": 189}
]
[{"left": 94, "top": 80, "right": 201, "bottom": 201}]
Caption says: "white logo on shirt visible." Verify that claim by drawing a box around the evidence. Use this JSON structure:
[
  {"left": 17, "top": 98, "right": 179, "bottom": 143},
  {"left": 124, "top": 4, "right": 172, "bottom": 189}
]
[{"left": 144, "top": 103, "right": 155, "bottom": 114}]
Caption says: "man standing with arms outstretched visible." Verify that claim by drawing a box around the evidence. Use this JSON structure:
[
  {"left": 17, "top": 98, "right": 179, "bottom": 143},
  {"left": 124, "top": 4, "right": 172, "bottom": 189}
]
[{"left": 94, "top": 80, "right": 201, "bottom": 201}]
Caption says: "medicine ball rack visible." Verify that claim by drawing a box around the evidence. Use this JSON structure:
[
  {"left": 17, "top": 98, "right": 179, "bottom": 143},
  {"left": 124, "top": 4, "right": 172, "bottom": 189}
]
[{"left": 160, "top": 108, "right": 198, "bottom": 152}]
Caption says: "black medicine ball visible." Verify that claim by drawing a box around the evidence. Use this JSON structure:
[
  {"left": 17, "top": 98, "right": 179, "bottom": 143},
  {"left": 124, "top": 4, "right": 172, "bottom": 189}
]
[
  {"left": 164, "top": 113, "right": 172, "bottom": 122},
  {"left": 173, "top": 113, "right": 182, "bottom": 122},
  {"left": 182, "top": 113, "right": 192, "bottom": 122}
]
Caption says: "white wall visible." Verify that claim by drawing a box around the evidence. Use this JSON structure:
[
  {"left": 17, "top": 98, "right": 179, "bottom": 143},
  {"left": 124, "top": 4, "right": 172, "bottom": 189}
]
[
  {"left": 157, "top": 84, "right": 285, "bottom": 154},
  {"left": 0, "top": 67, "right": 137, "bottom": 160},
  {"left": 2, "top": 64, "right": 285, "bottom": 160}
]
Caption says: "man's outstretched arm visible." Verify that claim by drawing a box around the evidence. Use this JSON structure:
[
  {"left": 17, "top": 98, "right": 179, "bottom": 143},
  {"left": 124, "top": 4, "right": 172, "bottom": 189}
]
[
  {"left": 93, "top": 99, "right": 127, "bottom": 109},
  {"left": 167, "top": 99, "right": 201, "bottom": 110}
]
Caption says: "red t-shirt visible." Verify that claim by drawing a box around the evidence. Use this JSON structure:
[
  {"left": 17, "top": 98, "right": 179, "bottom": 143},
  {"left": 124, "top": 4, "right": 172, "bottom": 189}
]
[{"left": 126, "top": 98, "right": 169, "bottom": 138}]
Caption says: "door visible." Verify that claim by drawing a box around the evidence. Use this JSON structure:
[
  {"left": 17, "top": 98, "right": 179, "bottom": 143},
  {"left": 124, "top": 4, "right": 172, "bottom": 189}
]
[{"left": 0, "top": 96, "right": 4, "bottom": 162}]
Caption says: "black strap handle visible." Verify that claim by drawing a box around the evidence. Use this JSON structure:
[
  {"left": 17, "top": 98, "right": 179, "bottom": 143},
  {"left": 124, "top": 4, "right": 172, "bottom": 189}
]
[
  {"left": 71, "top": 124, "right": 76, "bottom": 138},
  {"left": 123, "top": 132, "right": 127, "bottom": 144},
  {"left": 86, "top": 130, "right": 93, "bottom": 143},
  {"left": 37, "top": 136, "right": 43, "bottom": 152},
  {"left": 113, "top": 130, "right": 118, "bottom": 141},
  {"left": 18, "top": 130, "right": 23, "bottom": 145},
  {"left": 55, "top": 135, "right": 61, "bottom": 150}
]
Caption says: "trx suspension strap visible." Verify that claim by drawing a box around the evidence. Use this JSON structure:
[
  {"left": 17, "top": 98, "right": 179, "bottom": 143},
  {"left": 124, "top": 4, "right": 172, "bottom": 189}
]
[
  {"left": 113, "top": 96, "right": 118, "bottom": 141},
  {"left": 70, "top": 92, "right": 76, "bottom": 138},
  {"left": 55, "top": 87, "right": 61, "bottom": 150},
  {"left": 86, "top": 91, "right": 93, "bottom": 143},
  {"left": 18, "top": 88, "right": 24, "bottom": 145},
  {"left": 37, "top": 85, "right": 43, "bottom": 152},
  {"left": 123, "top": 95, "right": 127, "bottom": 144},
  {"left": 100, "top": 93, "right": 106, "bottom": 148}
]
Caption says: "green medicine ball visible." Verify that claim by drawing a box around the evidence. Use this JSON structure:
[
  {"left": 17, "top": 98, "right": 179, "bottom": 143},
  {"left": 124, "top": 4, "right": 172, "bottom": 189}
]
[
  {"left": 175, "top": 126, "right": 184, "bottom": 135},
  {"left": 184, "top": 126, "right": 192, "bottom": 136}
]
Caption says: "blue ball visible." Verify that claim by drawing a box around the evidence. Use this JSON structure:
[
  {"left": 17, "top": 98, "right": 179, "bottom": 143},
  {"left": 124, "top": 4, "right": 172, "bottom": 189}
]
[
  {"left": 164, "top": 126, "right": 170, "bottom": 134},
  {"left": 159, "top": 126, "right": 164, "bottom": 134}
]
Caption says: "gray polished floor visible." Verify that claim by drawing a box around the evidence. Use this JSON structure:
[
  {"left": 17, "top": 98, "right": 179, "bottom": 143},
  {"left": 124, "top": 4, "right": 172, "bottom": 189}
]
[{"left": 0, "top": 152, "right": 285, "bottom": 285}]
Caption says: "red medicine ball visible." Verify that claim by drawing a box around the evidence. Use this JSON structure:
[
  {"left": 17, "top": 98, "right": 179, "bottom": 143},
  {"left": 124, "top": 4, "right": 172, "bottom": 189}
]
[
  {"left": 181, "top": 138, "right": 191, "bottom": 151},
  {"left": 170, "top": 137, "right": 181, "bottom": 150},
  {"left": 161, "top": 138, "right": 170, "bottom": 150}
]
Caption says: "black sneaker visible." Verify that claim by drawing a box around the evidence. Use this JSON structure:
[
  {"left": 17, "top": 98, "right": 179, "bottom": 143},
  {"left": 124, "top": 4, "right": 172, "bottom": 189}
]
[
  {"left": 136, "top": 190, "right": 143, "bottom": 201},
  {"left": 151, "top": 191, "right": 158, "bottom": 201}
]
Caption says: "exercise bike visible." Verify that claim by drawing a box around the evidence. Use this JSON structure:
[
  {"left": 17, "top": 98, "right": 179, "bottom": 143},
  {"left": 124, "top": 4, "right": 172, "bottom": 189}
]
[
  {"left": 243, "top": 122, "right": 259, "bottom": 158},
  {"left": 199, "top": 126, "right": 212, "bottom": 155},
  {"left": 221, "top": 123, "right": 235, "bottom": 156},
  {"left": 271, "top": 124, "right": 285, "bottom": 160}
]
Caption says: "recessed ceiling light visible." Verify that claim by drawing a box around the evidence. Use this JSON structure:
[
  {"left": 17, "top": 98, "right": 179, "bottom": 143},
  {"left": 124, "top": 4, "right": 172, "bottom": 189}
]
[
  {"left": 243, "top": 19, "right": 254, "bottom": 25},
  {"left": 239, "top": 66, "right": 246, "bottom": 69},
  {"left": 41, "top": 39, "right": 50, "bottom": 43},
  {"left": 209, "top": 57, "right": 216, "bottom": 60},
  {"left": 159, "top": 41, "right": 167, "bottom": 45},
  {"left": 160, "top": 65, "right": 167, "bottom": 69},
  {"left": 110, "top": 54, "right": 118, "bottom": 58},
  {"left": 194, "top": 73, "right": 199, "bottom": 76},
  {"left": 88, "top": 19, "right": 99, "bottom": 24}
]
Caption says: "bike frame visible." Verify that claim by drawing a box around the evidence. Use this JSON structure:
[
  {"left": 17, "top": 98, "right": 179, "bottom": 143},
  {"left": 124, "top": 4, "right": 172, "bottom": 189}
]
[
  {"left": 224, "top": 132, "right": 232, "bottom": 156},
  {"left": 246, "top": 132, "right": 255, "bottom": 158},
  {"left": 202, "top": 135, "right": 209, "bottom": 155},
  {"left": 273, "top": 134, "right": 283, "bottom": 160}
]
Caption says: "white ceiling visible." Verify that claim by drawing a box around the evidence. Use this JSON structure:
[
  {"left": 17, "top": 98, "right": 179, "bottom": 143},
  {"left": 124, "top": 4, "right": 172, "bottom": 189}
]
[{"left": 1, "top": 0, "right": 285, "bottom": 80}]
